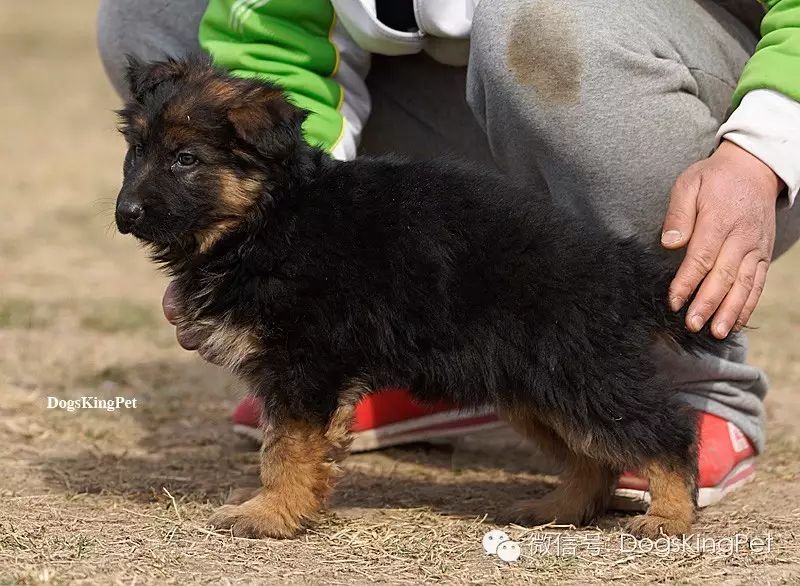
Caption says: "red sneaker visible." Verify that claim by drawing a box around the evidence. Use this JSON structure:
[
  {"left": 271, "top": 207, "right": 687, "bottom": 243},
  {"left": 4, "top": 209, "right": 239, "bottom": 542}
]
[
  {"left": 231, "top": 389, "right": 504, "bottom": 452},
  {"left": 231, "top": 395, "right": 264, "bottom": 442},
  {"left": 613, "top": 412, "right": 756, "bottom": 512},
  {"left": 349, "top": 388, "right": 503, "bottom": 451}
]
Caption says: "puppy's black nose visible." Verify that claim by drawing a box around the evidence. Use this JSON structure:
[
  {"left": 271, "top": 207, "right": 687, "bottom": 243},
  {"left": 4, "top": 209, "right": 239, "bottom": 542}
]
[{"left": 116, "top": 201, "right": 145, "bottom": 232}]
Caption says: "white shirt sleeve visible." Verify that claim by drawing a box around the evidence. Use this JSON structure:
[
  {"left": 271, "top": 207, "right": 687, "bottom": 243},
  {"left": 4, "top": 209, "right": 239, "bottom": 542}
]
[
  {"left": 329, "top": 18, "right": 372, "bottom": 161},
  {"left": 716, "top": 89, "right": 800, "bottom": 205}
]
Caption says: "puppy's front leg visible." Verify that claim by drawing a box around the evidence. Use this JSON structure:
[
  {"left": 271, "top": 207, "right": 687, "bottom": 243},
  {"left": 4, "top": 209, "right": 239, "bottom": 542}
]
[{"left": 210, "top": 403, "right": 354, "bottom": 538}]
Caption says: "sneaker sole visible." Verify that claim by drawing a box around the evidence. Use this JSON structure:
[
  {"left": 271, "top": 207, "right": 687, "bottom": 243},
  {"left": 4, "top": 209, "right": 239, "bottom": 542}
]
[
  {"left": 232, "top": 423, "right": 266, "bottom": 443},
  {"left": 612, "top": 457, "right": 756, "bottom": 512},
  {"left": 233, "top": 407, "right": 505, "bottom": 453},
  {"left": 350, "top": 407, "right": 504, "bottom": 452}
]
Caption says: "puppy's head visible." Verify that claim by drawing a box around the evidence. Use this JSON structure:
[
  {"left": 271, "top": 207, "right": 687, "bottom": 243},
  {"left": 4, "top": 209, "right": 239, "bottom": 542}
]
[{"left": 115, "top": 56, "right": 306, "bottom": 253}]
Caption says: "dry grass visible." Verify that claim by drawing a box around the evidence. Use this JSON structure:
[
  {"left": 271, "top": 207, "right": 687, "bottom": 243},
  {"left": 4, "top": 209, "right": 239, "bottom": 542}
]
[{"left": 1, "top": 1, "right": 799, "bottom": 584}]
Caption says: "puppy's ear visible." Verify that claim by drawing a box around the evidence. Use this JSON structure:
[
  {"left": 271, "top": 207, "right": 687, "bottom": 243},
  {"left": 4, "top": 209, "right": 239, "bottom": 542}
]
[
  {"left": 126, "top": 56, "right": 188, "bottom": 101},
  {"left": 227, "top": 84, "right": 308, "bottom": 158}
]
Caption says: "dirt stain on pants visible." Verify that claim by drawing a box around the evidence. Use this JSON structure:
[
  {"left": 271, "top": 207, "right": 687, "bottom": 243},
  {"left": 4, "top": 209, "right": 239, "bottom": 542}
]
[{"left": 506, "top": 2, "right": 583, "bottom": 106}]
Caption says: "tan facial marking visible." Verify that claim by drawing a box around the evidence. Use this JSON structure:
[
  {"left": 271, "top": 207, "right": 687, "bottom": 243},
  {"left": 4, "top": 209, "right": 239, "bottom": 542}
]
[
  {"left": 218, "top": 169, "right": 262, "bottom": 212},
  {"left": 193, "top": 171, "right": 264, "bottom": 253},
  {"left": 161, "top": 122, "right": 204, "bottom": 149}
]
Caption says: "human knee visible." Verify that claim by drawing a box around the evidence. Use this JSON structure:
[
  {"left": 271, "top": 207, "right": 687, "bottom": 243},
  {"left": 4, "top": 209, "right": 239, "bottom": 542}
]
[
  {"left": 97, "top": 0, "right": 205, "bottom": 99},
  {"left": 470, "top": 0, "right": 630, "bottom": 104}
]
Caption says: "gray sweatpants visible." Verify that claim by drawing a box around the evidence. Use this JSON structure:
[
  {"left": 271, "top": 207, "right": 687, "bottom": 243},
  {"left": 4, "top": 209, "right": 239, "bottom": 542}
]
[{"left": 98, "top": 0, "right": 800, "bottom": 452}]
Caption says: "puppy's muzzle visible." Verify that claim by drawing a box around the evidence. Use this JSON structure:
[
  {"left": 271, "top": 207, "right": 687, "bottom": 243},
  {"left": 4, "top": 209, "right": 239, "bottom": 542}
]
[{"left": 116, "top": 199, "right": 145, "bottom": 234}]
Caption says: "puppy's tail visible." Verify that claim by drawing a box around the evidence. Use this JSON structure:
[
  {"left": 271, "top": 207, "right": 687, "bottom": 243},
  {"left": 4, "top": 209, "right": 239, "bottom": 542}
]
[{"left": 631, "top": 243, "right": 735, "bottom": 356}]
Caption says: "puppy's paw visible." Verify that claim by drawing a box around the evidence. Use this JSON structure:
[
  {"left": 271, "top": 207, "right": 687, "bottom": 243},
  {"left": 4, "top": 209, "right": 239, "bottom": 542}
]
[
  {"left": 209, "top": 491, "right": 311, "bottom": 539},
  {"left": 497, "top": 497, "right": 588, "bottom": 528},
  {"left": 625, "top": 513, "right": 692, "bottom": 538}
]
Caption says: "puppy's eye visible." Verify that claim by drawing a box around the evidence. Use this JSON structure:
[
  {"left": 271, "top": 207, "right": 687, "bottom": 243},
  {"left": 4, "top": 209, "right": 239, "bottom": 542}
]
[{"left": 176, "top": 153, "right": 198, "bottom": 167}]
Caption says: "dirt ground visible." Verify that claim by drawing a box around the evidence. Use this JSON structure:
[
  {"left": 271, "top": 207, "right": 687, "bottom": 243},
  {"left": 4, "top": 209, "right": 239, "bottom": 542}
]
[{"left": 1, "top": 2, "right": 799, "bottom": 584}]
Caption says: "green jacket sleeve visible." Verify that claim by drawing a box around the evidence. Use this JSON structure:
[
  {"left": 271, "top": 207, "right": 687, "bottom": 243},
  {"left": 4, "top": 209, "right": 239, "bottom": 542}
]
[
  {"left": 733, "top": 0, "right": 800, "bottom": 107},
  {"left": 198, "top": 0, "right": 351, "bottom": 153}
]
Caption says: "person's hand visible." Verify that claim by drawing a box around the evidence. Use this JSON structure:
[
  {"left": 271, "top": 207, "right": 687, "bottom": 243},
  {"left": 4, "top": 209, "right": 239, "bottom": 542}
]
[
  {"left": 662, "top": 140, "right": 783, "bottom": 339},
  {"left": 163, "top": 281, "right": 216, "bottom": 361}
]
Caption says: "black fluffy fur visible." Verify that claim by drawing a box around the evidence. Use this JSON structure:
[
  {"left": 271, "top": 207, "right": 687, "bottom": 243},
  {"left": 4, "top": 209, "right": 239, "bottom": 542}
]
[
  {"left": 116, "top": 57, "right": 729, "bottom": 500},
  {"left": 207, "top": 158, "right": 705, "bottom": 460}
]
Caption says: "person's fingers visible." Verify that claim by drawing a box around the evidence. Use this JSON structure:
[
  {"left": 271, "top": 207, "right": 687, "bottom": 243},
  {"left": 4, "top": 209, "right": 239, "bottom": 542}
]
[
  {"left": 164, "top": 281, "right": 216, "bottom": 358},
  {"left": 709, "top": 251, "right": 761, "bottom": 339},
  {"left": 733, "top": 260, "right": 769, "bottom": 332},
  {"left": 668, "top": 213, "right": 726, "bottom": 313},
  {"left": 684, "top": 235, "right": 748, "bottom": 332},
  {"left": 661, "top": 170, "right": 701, "bottom": 250},
  {"left": 176, "top": 324, "right": 204, "bottom": 351},
  {"left": 163, "top": 281, "right": 181, "bottom": 324}
]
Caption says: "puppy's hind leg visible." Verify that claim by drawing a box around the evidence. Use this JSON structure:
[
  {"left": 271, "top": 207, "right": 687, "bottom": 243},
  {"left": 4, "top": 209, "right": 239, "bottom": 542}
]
[
  {"left": 499, "top": 409, "right": 617, "bottom": 527},
  {"left": 547, "top": 384, "right": 698, "bottom": 537},
  {"left": 615, "top": 384, "right": 698, "bottom": 537},
  {"left": 625, "top": 455, "right": 697, "bottom": 538}
]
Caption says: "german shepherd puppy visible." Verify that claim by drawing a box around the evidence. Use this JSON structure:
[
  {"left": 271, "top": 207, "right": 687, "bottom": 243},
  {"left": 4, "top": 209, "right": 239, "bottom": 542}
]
[{"left": 115, "top": 56, "right": 725, "bottom": 539}]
